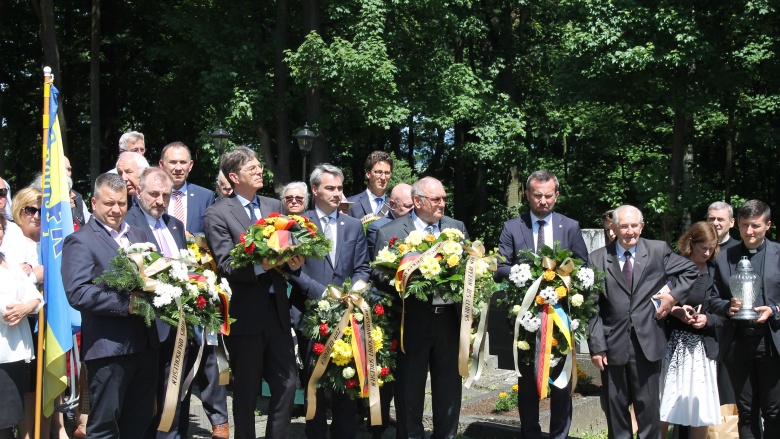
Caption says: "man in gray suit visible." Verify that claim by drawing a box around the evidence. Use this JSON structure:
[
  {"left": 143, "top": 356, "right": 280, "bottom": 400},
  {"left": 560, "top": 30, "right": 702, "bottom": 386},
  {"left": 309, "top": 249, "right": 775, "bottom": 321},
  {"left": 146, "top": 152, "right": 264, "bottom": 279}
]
[
  {"left": 710, "top": 199, "right": 780, "bottom": 438},
  {"left": 587, "top": 205, "right": 697, "bottom": 439},
  {"left": 63, "top": 173, "right": 159, "bottom": 438},
  {"left": 204, "top": 146, "right": 304, "bottom": 439},
  {"left": 288, "top": 163, "right": 371, "bottom": 438},
  {"left": 373, "top": 176, "right": 468, "bottom": 439}
]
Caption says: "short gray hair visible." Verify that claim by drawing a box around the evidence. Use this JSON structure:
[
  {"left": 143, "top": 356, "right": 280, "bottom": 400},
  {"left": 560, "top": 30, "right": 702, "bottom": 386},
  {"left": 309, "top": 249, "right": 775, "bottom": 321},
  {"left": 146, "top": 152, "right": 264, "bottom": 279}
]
[
  {"left": 139, "top": 167, "right": 173, "bottom": 190},
  {"left": 411, "top": 176, "right": 442, "bottom": 197},
  {"left": 707, "top": 201, "right": 734, "bottom": 220},
  {"left": 612, "top": 205, "right": 643, "bottom": 225},
  {"left": 526, "top": 170, "right": 559, "bottom": 192},
  {"left": 119, "top": 131, "right": 145, "bottom": 151},
  {"left": 310, "top": 164, "right": 344, "bottom": 188},
  {"left": 94, "top": 173, "right": 128, "bottom": 199},
  {"left": 116, "top": 151, "right": 150, "bottom": 173},
  {"left": 220, "top": 146, "right": 258, "bottom": 188}
]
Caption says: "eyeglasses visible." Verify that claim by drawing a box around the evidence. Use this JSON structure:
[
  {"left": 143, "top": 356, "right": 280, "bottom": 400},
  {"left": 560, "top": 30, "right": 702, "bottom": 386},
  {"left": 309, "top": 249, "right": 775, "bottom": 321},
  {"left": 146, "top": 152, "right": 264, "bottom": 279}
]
[
  {"left": 0, "top": 188, "right": 7, "bottom": 198},
  {"left": 284, "top": 196, "right": 304, "bottom": 203},
  {"left": 24, "top": 206, "right": 40, "bottom": 216},
  {"left": 371, "top": 170, "right": 392, "bottom": 177},
  {"left": 419, "top": 195, "right": 447, "bottom": 204},
  {"left": 242, "top": 163, "right": 265, "bottom": 174},
  {"left": 129, "top": 147, "right": 146, "bottom": 154}
]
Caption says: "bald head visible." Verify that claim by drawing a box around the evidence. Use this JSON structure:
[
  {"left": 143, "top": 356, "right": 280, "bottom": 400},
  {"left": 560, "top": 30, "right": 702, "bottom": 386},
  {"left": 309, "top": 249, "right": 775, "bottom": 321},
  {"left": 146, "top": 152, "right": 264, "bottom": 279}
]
[{"left": 389, "top": 183, "right": 413, "bottom": 218}]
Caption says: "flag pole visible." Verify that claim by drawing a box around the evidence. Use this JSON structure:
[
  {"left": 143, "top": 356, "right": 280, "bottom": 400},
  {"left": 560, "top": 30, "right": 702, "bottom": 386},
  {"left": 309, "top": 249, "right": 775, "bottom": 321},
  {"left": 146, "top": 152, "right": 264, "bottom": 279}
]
[{"left": 35, "top": 66, "right": 54, "bottom": 439}]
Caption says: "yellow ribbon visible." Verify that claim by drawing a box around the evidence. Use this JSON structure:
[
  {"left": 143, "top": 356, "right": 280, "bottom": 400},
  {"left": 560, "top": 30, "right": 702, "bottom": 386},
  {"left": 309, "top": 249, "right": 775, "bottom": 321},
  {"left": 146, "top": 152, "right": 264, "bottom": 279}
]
[
  {"left": 193, "top": 235, "right": 217, "bottom": 272},
  {"left": 306, "top": 280, "right": 382, "bottom": 426}
]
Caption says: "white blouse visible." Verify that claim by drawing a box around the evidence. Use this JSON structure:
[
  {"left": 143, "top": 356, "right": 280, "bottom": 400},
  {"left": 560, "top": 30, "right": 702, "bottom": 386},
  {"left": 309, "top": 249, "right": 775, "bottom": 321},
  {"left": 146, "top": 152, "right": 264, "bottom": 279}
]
[{"left": 0, "top": 262, "right": 44, "bottom": 363}]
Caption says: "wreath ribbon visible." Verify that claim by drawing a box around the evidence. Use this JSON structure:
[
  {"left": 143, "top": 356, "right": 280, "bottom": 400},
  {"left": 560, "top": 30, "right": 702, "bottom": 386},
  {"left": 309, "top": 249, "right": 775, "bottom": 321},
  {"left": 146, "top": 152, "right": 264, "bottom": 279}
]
[
  {"left": 305, "top": 280, "right": 381, "bottom": 426},
  {"left": 460, "top": 241, "right": 496, "bottom": 386},
  {"left": 157, "top": 297, "right": 188, "bottom": 432}
]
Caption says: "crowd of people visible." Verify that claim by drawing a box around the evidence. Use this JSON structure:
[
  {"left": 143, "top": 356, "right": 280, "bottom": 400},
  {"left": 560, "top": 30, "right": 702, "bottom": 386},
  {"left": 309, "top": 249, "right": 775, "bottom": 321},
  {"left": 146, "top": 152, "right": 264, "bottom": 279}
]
[{"left": 1, "top": 131, "right": 777, "bottom": 439}]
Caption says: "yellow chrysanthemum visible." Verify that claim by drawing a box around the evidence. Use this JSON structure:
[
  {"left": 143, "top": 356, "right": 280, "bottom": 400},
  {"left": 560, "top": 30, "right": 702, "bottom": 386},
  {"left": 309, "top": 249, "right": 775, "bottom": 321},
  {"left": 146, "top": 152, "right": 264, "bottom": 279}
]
[
  {"left": 188, "top": 243, "right": 201, "bottom": 261},
  {"left": 331, "top": 339, "right": 353, "bottom": 366},
  {"left": 419, "top": 255, "right": 442, "bottom": 279},
  {"left": 342, "top": 326, "right": 353, "bottom": 337},
  {"left": 371, "top": 327, "right": 384, "bottom": 352},
  {"left": 262, "top": 225, "right": 276, "bottom": 238}
]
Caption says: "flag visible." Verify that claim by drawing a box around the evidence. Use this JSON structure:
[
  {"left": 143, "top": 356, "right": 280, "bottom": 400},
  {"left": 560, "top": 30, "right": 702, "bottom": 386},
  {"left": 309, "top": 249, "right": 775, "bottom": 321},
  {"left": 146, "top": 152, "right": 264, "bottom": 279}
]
[{"left": 41, "top": 84, "right": 77, "bottom": 416}]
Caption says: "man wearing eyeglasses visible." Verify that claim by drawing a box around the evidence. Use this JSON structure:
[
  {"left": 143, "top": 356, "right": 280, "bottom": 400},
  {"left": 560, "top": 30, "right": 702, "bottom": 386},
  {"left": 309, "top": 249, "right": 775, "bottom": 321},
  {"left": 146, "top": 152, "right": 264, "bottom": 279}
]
[
  {"left": 347, "top": 151, "right": 393, "bottom": 219},
  {"left": 119, "top": 131, "right": 147, "bottom": 156},
  {"left": 373, "top": 176, "right": 468, "bottom": 439},
  {"left": 493, "top": 169, "right": 588, "bottom": 439},
  {"left": 204, "top": 146, "right": 303, "bottom": 439}
]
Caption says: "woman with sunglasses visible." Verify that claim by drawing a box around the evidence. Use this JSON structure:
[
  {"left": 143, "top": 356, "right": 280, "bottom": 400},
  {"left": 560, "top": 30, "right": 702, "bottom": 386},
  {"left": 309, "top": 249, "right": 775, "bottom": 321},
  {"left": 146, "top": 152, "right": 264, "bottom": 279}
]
[
  {"left": 11, "top": 189, "right": 43, "bottom": 287},
  {"left": 281, "top": 181, "right": 309, "bottom": 215}
]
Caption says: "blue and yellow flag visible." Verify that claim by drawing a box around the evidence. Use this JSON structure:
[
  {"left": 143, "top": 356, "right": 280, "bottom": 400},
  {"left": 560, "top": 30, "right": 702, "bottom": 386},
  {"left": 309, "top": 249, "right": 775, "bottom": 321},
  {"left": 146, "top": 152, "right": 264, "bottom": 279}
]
[{"left": 41, "top": 84, "right": 77, "bottom": 416}]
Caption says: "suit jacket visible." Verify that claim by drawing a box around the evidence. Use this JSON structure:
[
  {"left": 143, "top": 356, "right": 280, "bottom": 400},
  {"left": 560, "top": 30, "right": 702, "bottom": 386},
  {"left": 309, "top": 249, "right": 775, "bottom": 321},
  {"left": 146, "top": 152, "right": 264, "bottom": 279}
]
[
  {"left": 495, "top": 212, "right": 589, "bottom": 282},
  {"left": 348, "top": 189, "right": 382, "bottom": 220},
  {"left": 366, "top": 212, "right": 396, "bottom": 257},
  {"left": 62, "top": 217, "right": 158, "bottom": 361},
  {"left": 710, "top": 239, "right": 780, "bottom": 354},
  {"left": 204, "top": 193, "right": 290, "bottom": 336},
  {"left": 288, "top": 210, "right": 371, "bottom": 301},
  {"left": 125, "top": 206, "right": 187, "bottom": 341},
  {"left": 587, "top": 238, "right": 697, "bottom": 365},
  {"left": 182, "top": 183, "right": 215, "bottom": 235}
]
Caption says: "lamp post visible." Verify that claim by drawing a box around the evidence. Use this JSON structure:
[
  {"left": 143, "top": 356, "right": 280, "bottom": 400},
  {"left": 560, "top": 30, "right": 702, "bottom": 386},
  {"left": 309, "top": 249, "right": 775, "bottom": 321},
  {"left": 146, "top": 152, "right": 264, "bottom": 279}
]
[
  {"left": 210, "top": 124, "right": 232, "bottom": 155},
  {"left": 294, "top": 123, "right": 316, "bottom": 179}
]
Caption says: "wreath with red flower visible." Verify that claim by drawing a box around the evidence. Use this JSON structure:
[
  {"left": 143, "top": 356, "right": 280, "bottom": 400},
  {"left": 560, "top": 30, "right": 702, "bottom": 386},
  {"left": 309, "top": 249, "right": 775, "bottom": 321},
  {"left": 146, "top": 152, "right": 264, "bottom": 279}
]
[{"left": 230, "top": 213, "right": 332, "bottom": 267}]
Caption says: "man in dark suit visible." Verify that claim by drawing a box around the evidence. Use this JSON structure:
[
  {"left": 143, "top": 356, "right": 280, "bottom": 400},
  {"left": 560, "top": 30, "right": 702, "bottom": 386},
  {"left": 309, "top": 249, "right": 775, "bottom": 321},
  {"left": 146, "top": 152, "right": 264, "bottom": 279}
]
[
  {"left": 708, "top": 201, "right": 740, "bottom": 252},
  {"left": 348, "top": 151, "right": 393, "bottom": 220},
  {"left": 125, "top": 167, "right": 191, "bottom": 439},
  {"left": 373, "top": 176, "right": 468, "bottom": 439},
  {"left": 587, "top": 205, "right": 697, "bottom": 439},
  {"left": 116, "top": 151, "right": 149, "bottom": 207},
  {"left": 366, "top": 183, "right": 413, "bottom": 256},
  {"left": 62, "top": 172, "right": 160, "bottom": 438},
  {"left": 493, "top": 170, "right": 588, "bottom": 439},
  {"left": 204, "top": 146, "right": 303, "bottom": 439},
  {"left": 159, "top": 142, "right": 227, "bottom": 438},
  {"left": 710, "top": 199, "right": 780, "bottom": 438},
  {"left": 287, "top": 164, "right": 371, "bottom": 438}
]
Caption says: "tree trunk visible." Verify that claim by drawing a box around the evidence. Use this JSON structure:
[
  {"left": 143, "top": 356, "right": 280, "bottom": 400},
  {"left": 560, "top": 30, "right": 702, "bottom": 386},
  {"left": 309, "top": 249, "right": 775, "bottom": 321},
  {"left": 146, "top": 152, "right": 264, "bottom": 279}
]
[
  {"left": 272, "top": 0, "right": 291, "bottom": 188},
  {"left": 302, "top": 0, "right": 327, "bottom": 166},
  {"left": 452, "top": 35, "right": 466, "bottom": 222},
  {"left": 89, "top": 0, "right": 101, "bottom": 188},
  {"left": 668, "top": 106, "right": 687, "bottom": 241}
]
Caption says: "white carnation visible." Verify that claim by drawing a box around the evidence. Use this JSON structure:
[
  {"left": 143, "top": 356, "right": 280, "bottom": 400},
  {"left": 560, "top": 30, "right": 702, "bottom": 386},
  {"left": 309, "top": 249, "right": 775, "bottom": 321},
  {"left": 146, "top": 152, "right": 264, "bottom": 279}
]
[
  {"left": 570, "top": 294, "right": 584, "bottom": 307},
  {"left": 576, "top": 267, "right": 595, "bottom": 289},
  {"left": 475, "top": 258, "right": 490, "bottom": 276},
  {"left": 509, "top": 264, "right": 533, "bottom": 287},
  {"left": 570, "top": 319, "right": 580, "bottom": 331},
  {"left": 342, "top": 367, "right": 355, "bottom": 379},
  {"left": 203, "top": 270, "right": 217, "bottom": 286},
  {"left": 186, "top": 283, "right": 200, "bottom": 298},
  {"left": 219, "top": 278, "right": 232, "bottom": 299},
  {"left": 170, "top": 261, "right": 189, "bottom": 282},
  {"left": 317, "top": 300, "right": 330, "bottom": 312}
]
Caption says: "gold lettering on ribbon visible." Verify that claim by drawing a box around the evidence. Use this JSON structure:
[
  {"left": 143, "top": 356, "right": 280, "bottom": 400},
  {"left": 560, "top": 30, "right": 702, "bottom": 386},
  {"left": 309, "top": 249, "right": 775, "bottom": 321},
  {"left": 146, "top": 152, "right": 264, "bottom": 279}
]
[
  {"left": 459, "top": 241, "right": 497, "bottom": 384},
  {"left": 158, "top": 297, "right": 188, "bottom": 432},
  {"left": 305, "top": 281, "right": 381, "bottom": 425}
]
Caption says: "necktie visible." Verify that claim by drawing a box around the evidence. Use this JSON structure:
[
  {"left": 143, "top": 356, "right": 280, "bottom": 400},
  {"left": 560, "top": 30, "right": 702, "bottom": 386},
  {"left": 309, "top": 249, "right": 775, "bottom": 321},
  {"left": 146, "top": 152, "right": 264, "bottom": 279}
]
[
  {"left": 247, "top": 201, "right": 258, "bottom": 223},
  {"left": 622, "top": 251, "right": 633, "bottom": 291},
  {"left": 374, "top": 197, "right": 384, "bottom": 215},
  {"left": 154, "top": 219, "right": 174, "bottom": 257},
  {"left": 172, "top": 191, "right": 185, "bottom": 224},
  {"left": 323, "top": 216, "right": 336, "bottom": 263},
  {"left": 536, "top": 220, "right": 546, "bottom": 253}
]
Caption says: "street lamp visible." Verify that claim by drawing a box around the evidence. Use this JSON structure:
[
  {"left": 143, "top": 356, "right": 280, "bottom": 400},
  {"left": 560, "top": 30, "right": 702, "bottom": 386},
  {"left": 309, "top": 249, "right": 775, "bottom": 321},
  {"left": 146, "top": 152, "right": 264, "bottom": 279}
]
[
  {"left": 210, "top": 124, "right": 231, "bottom": 155},
  {"left": 294, "top": 123, "right": 316, "bottom": 179}
]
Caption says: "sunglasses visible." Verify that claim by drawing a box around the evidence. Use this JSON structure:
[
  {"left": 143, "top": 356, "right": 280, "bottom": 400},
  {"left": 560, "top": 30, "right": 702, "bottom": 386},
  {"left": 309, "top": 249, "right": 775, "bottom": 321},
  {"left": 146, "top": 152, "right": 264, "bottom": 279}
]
[
  {"left": 0, "top": 188, "right": 7, "bottom": 197},
  {"left": 285, "top": 196, "right": 304, "bottom": 203},
  {"left": 24, "top": 206, "right": 40, "bottom": 216}
]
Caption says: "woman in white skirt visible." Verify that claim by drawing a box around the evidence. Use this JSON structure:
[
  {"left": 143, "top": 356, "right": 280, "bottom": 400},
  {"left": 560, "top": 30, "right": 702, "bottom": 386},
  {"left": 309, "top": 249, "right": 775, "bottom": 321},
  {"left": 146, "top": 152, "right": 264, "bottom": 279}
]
[{"left": 660, "top": 221, "right": 723, "bottom": 439}]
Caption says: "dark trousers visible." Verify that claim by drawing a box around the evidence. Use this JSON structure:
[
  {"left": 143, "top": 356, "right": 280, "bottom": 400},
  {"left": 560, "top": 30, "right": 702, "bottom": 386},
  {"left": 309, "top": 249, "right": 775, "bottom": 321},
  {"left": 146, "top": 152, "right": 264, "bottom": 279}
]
[
  {"left": 86, "top": 349, "right": 159, "bottom": 439},
  {"left": 145, "top": 334, "right": 192, "bottom": 439},
  {"left": 395, "top": 302, "right": 461, "bottom": 439},
  {"left": 178, "top": 343, "right": 230, "bottom": 435},
  {"left": 226, "top": 295, "right": 297, "bottom": 439},
  {"left": 517, "top": 359, "right": 572, "bottom": 439},
  {"left": 724, "top": 335, "right": 780, "bottom": 439},
  {"left": 602, "top": 330, "right": 662, "bottom": 439}
]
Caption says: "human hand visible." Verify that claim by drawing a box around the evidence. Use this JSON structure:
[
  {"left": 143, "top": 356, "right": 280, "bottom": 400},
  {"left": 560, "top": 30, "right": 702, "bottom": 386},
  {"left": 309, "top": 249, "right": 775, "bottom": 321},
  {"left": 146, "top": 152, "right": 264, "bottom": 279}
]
[
  {"left": 690, "top": 313, "right": 707, "bottom": 329},
  {"left": 591, "top": 351, "right": 608, "bottom": 372},
  {"left": 287, "top": 255, "right": 305, "bottom": 271},
  {"left": 729, "top": 298, "right": 742, "bottom": 317},
  {"left": 3, "top": 299, "right": 40, "bottom": 326},
  {"left": 754, "top": 306, "right": 773, "bottom": 323},
  {"left": 671, "top": 305, "right": 693, "bottom": 323},
  {"left": 20, "top": 263, "right": 32, "bottom": 276},
  {"left": 653, "top": 292, "right": 677, "bottom": 319}
]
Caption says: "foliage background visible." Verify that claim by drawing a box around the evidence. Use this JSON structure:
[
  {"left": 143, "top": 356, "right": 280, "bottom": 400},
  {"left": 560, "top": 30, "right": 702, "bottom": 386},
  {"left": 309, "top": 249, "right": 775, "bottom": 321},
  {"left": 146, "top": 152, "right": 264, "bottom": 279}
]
[{"left": 3, "top": 0, "right": 780, "bottom": 245}]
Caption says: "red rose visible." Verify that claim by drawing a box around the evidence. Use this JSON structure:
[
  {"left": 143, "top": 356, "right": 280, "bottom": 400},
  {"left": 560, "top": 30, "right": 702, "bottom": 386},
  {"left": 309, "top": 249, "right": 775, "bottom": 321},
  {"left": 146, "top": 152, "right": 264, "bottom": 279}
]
[
  {"left": 345, "top": 379, "right": 356, "bottom": 389},
  {"left": 319, "top": 323, "right": 329, "bottom": 337},
  {"left": 196, "top": 296, "right": 207, "bottom": 310},
  {"left": 255, "top": 218, "right": 266, "bottom": 226},
  {"left": 388, "top": 237, "right": 398, "bottom": 246},
  {"left": 244, "top": 242, "right": 256, "bottom": 253},
  {"left": 374, "top": 304, "right": 385, "bottom": 316},
  {"left": 307, "top": 227, "right": 316, "bottom": 237},
  {"left": 240, "top": 232, "right": 247, "bottom": 244},
  {"left": 269, "top": 212, "right": 281, "bottom": 218},
  {"left": 390, "top": 339, "right": 398, "bottom": 351},
  {"left": 312, "top": 343, "right": 325, "bottom": 355},
  {"left": 380, "top": 367, "right": 390, "bottom": 377}
]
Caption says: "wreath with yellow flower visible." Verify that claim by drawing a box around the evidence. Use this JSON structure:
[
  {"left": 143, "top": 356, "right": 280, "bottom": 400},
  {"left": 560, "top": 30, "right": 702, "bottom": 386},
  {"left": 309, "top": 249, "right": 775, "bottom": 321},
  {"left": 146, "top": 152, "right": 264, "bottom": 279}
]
[
  {"left": 299, "top": 279, "right": 396, "bottom": 402},
  {"left": 230, "top": 213, "right": 331, "bottom": 267}
]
